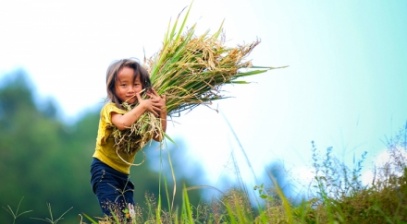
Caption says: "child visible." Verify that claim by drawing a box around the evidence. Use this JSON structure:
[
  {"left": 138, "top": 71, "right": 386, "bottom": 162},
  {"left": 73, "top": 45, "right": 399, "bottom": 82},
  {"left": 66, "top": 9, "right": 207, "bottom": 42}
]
[{"left": 90, "top": 58, "right": 167, "bottom": 218}]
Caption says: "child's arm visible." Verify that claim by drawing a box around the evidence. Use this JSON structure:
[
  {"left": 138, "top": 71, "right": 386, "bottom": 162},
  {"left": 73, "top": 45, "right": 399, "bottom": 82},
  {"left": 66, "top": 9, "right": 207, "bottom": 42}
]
[{"left": 111, "top": 92, "right": 161, "bottom": 130}]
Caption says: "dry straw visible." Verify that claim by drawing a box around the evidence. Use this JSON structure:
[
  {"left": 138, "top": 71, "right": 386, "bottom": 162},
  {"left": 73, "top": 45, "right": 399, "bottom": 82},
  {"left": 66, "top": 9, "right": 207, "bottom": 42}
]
[{"left": 113, "top": 4, "right": 278, "bottom": 154}]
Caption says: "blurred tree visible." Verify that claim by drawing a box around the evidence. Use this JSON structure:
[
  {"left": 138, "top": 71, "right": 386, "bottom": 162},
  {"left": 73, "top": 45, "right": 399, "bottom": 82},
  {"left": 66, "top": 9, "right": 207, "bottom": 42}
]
[{"left": 0, "top": 70, "right": 80, "bottom": 223}]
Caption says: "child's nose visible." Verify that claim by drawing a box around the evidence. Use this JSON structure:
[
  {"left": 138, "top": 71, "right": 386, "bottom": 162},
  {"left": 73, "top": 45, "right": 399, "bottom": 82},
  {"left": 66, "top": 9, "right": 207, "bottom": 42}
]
[{"left": 128, "top": 86, "right": 136, "bottom": 93}]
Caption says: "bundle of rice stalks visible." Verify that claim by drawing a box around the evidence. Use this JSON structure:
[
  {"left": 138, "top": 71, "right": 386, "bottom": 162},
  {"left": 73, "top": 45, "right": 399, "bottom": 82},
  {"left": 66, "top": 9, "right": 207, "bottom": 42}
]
[
  {"left": 112, "top": 102, "right": 161, "bottom": 155},
  {"left": 113, "top": 4, "right": 279, "bottom": 155}
]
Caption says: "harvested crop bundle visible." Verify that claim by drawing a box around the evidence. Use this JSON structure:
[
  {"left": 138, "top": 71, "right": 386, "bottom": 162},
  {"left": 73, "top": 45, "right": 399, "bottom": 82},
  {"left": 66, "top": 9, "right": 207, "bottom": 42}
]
[{"left": 113, "top": 5, "right": 276, "bottom": 155}]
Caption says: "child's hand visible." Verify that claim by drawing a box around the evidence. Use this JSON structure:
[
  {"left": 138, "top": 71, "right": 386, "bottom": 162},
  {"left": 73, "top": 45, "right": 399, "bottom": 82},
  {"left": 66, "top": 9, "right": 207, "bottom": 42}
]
[
  {"left": 136, "top": 90, "right": 165, "bottom": 117},
  {"left": 136, "top": 93, "right": 159, "bottom": 116},
  {"left": 147, "top": 88, "right": 166, "bottom": 116}
]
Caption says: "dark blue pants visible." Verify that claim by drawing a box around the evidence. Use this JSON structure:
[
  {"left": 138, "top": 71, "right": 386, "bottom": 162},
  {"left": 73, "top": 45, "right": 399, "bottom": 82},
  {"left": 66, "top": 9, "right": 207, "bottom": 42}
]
[{"left": 90, "top": 158, "right": 135, "bottom": 216}]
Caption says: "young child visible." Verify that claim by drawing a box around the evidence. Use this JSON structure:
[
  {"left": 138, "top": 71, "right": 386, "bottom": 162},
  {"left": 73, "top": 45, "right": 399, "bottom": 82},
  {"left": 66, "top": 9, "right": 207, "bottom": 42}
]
[{"left": 90, "top": 58, "right": 167, "bottom": 218}]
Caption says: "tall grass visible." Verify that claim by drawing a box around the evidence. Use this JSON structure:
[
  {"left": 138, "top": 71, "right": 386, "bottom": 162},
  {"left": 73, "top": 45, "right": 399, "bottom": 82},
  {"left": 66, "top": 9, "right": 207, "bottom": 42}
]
[
  {"left": 114, "top": 124, "right": 407, "bottom": 224},
  {"left": 75, "top": 123, "right": 407, "bottom": 224},
  {"left": 3, "top": 123, "right": 407, "bottom": 223}
]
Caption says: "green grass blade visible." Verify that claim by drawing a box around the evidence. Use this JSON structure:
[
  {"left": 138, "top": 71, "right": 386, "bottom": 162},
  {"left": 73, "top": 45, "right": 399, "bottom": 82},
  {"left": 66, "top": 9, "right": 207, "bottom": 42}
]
[
  {"left": 81, "top": 213, "right": 98, "bottom": 224},
  {"left": 182, "top": 185, "right": 194, "bottom": 223}
]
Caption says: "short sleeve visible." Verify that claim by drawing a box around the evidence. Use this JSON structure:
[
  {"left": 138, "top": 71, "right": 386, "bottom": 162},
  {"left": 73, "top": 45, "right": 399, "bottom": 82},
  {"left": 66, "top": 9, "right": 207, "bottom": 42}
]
[
  {"left": 100, "top": 102, "right": 127, "bottom": 127},
  {"left": 97, "top": 102, "right": 127, "bottom": 145}
]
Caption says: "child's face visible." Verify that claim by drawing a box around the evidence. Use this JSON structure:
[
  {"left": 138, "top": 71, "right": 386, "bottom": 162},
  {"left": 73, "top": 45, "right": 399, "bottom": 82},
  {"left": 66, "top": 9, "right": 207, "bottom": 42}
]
[{"left": 114, "top": 67, "right": 143, "bottom": 104}]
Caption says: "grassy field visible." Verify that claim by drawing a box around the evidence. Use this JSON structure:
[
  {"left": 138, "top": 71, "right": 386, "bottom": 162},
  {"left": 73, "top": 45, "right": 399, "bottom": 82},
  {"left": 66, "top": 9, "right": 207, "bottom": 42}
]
[
  {"left": 5, "top": 125, "right": 406, "bottom": 224},
  {"left": 87, "top": 127, "right": 407, "bottom": 224}
]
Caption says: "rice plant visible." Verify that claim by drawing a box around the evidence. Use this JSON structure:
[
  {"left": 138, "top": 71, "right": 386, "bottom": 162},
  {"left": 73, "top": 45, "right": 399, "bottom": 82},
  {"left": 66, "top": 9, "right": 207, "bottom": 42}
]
[{"left": 111, "top": 2, "right": 278, "bottom": 157}]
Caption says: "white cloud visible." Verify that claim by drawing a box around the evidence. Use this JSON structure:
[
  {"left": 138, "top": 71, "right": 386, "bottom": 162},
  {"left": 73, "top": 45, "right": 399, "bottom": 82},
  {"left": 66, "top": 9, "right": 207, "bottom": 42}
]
[{"left": 361, "top": 147, "right": 407, "bottom": 186}]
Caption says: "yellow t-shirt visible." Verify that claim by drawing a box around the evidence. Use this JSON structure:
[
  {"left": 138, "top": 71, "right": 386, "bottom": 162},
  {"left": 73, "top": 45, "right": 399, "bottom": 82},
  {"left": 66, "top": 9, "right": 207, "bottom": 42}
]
[{"left": 92, "top": 102, "right": 137, "bottom": 174}]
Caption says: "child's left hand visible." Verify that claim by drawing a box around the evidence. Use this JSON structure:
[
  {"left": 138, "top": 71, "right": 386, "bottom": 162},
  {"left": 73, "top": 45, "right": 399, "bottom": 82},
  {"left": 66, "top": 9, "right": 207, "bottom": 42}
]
[{"left": 147, "top": 88, "right": 166, "bottom": 116}]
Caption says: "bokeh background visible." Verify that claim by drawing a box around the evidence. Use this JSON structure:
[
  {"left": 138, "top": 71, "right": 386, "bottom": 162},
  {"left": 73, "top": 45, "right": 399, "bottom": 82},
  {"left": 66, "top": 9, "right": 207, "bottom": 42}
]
[{"left": 1, "top": 0, "right": 406, "bottom": 223}]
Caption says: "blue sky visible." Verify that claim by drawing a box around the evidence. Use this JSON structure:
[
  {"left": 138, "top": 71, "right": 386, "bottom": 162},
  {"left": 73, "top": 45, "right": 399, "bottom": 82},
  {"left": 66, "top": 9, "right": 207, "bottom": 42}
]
[{"left": 1, "top": 0, "right": 406, "bottom": 195}]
